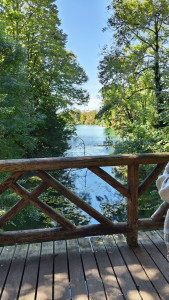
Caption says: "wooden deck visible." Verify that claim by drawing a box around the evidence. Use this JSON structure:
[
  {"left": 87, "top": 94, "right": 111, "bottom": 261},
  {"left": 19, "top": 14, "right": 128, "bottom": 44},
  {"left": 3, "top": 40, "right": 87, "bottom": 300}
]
[{"left": 0, "top": 230, "right": 169, "bottom": 300}]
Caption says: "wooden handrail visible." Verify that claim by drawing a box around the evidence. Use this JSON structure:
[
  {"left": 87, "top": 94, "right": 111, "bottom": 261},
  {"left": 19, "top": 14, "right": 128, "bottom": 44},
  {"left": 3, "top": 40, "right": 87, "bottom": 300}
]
[
  {"left": 0, "top": 153, "right": 169, "bottom": 172},
  {"left": 0, "top": 153, "right": 168, "bottom": 247}
]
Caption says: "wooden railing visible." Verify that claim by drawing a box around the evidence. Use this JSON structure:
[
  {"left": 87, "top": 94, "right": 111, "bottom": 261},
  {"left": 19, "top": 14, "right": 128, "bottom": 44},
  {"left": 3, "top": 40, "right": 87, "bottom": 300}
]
[{"left": 0, "top": 153, "right": 169, "bottom": 246}]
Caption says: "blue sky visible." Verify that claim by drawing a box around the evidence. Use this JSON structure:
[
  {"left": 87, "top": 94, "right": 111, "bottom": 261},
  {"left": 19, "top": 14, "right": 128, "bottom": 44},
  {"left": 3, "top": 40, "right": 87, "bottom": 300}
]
[{"left": 56, "top": 0, "right": 112, "bottom": 110}]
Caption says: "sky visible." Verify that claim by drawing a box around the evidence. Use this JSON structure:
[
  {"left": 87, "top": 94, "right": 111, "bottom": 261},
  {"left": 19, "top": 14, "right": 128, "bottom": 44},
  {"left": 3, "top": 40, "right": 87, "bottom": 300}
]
[{"left": 56, "top": 0, "right": 112, "bottom": 110}]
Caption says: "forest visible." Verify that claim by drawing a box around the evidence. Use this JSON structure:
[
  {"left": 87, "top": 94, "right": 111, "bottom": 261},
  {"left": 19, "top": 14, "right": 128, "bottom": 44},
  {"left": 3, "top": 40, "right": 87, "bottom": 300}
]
[
  {"left": 0, "top": 0, "right": 169, "bottom": 229},
  {"left": 69, "top": 110, "right": 104, "bottom": 126},
  {"left": 98, "top": 0, "right": 169, "bottom": 155},
  {"left": 0, "top": 0, "right": 90, "bottom": 229},
  {"left": 1, "top": 0, "right": 169, "bottom": 160},
  {"left": 0, "top": 0, "right": 89, "bottom": 160}
]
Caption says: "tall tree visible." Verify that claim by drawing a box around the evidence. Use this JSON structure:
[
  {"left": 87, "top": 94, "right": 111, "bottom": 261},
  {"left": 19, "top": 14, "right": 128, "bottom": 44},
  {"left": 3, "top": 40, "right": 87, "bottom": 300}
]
[
  {"left": 99, "top": 0, "right": 169, "bottom": 130},
  {"left": 0, "top": 0, "right": 89, "bottom": 157},
  {"left": 0, "top": 23, "right": 37, "bottom": 158}
]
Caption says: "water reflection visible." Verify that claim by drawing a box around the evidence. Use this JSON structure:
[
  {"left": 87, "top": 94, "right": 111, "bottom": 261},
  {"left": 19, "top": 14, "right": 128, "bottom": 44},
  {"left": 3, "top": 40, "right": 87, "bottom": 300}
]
[
  {"left": 0, "top": 125, "right": 125, "bottom": 230},
  {"left": 67, "top": 125, "right": 117, "bottom": 157},
  {"left": 66, "top": 125, "right": 125, "bottom": 224}
]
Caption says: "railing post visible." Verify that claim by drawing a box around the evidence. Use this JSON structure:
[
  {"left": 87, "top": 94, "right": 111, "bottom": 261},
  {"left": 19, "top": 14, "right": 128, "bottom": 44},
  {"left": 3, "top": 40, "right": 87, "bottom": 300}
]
[{"left": 127, "top": 163, "right": 139, "bottom": 247}]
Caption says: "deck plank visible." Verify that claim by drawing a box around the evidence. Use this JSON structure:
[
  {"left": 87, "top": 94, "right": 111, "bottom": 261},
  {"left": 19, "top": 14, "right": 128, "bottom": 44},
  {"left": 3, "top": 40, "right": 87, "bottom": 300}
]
[
  {"left": 18, "top": 243, "right": 41, "bottom": 300},
  {"left": 146, "top": 230, "right": 167, "bottom": 258},
  {"left": 157, "top": 229, "right": 164, "bottom": 240},
  {"left": 113, "top": 234, "right": 161, "bottom": 300},
  {"left": 91, "top": 236, "right": 124, "bottom": 300},
  {"left": 36, "top": 241, "right": 54, "bottom": 300},
  {"left": 0, "top": 230, "right": 168, "bottom": 300},
  {"left": 0, "top": 245, "right": 16, "bottom": 298},
  {"left": 1, "top": 244, "right": 28, "bottom": 300},
  {"left": 103, "top": 235, "right": 142, "bottom": 300},
  {"left": 54, "top": 240, "right": 70, "bottom": 300},
  {"left": 0, "top": 246, "right": 3, "bottom": 255},
  {"left": 132, "top": 234, "right": 169, "bottom": 299},
  {"left": 78, "top": 237, "right": 106, "bottom": 300},
  {"left": 139, "top": 232, "right": 169, "bottom": 282},
  {"left": 67, "top": 239, "right": 88, "bottom": 300}
]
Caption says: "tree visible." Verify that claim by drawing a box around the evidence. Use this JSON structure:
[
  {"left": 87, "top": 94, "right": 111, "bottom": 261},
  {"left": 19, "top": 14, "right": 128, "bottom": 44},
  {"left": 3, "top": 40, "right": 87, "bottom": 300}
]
[
  {"left": 0, "top": 0, "right": 89, "bottom": 157},
  {"left": 99, "top": 0, "right": 169, "bottom": 131},
  {"left": 0, "top": 23, "right": 37, "bottom": 158}
]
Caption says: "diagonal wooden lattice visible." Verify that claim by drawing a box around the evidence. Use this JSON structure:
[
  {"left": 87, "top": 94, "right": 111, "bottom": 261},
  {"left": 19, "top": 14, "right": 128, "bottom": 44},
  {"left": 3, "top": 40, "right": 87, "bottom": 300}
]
[
  {"left": 0, "top": 154, "right": 168, "bottom": 246},
  {"left": 0, "top": 171, "right": 75, "bottom": 229},
  {"left": 88, "top": 166, "right": 130, "bottom": 198},
  {"left": 34, "top": 170, "right": 113, "bottom": 226},
  {"left": 0, "top": 163, "right": 167, "bottom": 231},
  {"left": 0, "top": 170, "right": 114, "bottom": 230},
  {"left": 89, "top": 163, "right": 168, "bottom": 222}
]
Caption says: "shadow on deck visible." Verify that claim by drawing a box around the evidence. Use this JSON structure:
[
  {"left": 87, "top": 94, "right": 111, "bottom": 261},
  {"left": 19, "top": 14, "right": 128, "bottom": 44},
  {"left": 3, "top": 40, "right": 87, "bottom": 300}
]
[{"left": 0, "top": 230, "right": 168, "bottom": 300}]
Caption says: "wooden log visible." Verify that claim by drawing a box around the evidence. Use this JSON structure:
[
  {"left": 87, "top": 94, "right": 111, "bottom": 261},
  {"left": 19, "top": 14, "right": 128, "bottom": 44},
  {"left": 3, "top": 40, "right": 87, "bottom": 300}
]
[
  {"left": 30, "top": 181, "right": 50, "bottom": 197},
  {"left": 0, "top": 218, "right": 164, "bottom": 245},
  {"left": 34, "top": 170, "right": 113, "bottom": 226},
  {"left": 0, "top": 182, "right": 49, "bottom": 227},
  {"left": 0, "top": 198, "right": 29, "bottom": 227},
  {"left": 88, "top": 166, "right": 130, "bottom": 198},
  {"left": 10, "top": 182, "right": 76, "bottom": 230},
  {"left": 127, "top": 164, "right": 139, "bottom": 246},
  {"left": 0, "top": 171, "right": 25, "bottom": 194},
  {"left": 0, "top": 153, "right": 168, "bottom": 172},
  {"left": 151, "top": 201, "right": 169, "bottom": 221},
  {"left": 138, "top": 217, "right": 164, "bottom": 229},
  {"left": 138, "top": 163, "right": 167, "bottom": 197},
  {"left": 0, "top": 223, "right": 129, "bottom": 245}
]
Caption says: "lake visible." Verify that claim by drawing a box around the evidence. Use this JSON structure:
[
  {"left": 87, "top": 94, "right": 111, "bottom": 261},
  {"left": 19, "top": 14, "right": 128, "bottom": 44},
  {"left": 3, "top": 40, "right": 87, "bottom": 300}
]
[
  {"left": 67, "top": 125, "right": 116, "bottom": 156},
  {"left": 1, "top": 125, "right": 158, "bottom": 231},
  {"left": 1, "top": 125, "right": 126, "bottom": 231},
  {"left": 65, "top": 125, "right": 160, "bottom": 224},
  {"left": 66, "top": 125, "right": 125, "bottom": 224}
]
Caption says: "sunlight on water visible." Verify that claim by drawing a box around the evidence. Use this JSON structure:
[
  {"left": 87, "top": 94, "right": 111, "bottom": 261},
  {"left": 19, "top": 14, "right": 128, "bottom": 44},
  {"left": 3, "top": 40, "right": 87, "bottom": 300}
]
[{"left": 66, "top": 125, "right": 125, "bottom": 224}]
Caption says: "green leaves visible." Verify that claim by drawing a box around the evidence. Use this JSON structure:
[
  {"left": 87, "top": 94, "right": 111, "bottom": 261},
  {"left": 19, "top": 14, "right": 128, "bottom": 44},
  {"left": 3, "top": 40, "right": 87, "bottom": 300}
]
[
  {"left": 0, "top": 0, "right": 89, "bottom": 157},
  {"left": 0, "top": 24, "right": 38, "bottom": 158},
  {"left": 99, "top": 0, "right": 169, "bottom": 154}
]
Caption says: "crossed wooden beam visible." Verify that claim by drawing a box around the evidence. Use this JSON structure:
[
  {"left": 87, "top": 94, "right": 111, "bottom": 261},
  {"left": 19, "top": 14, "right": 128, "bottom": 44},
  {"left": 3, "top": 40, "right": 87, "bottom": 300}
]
[
  {"left": 0, "top": 170, "right": 114, "bottom": 230},
  {"left": 0, "top": 163, "right": 167, "bottom": 232}
]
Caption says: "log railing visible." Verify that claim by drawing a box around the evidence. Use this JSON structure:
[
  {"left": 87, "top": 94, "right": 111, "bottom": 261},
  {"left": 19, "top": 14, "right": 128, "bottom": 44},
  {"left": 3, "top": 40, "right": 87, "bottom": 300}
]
[{"left": 0, "top": 153, "right": 169, "bottom": 246}]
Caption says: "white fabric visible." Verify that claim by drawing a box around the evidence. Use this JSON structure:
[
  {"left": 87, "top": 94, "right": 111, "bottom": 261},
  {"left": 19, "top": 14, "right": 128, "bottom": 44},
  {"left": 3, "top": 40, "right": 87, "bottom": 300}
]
[
  {"left": 156, "top": 163, "right": 169, "bottom": 203},
  {"left": 156, "top": 163, "right": 169, "bottom": 245}
]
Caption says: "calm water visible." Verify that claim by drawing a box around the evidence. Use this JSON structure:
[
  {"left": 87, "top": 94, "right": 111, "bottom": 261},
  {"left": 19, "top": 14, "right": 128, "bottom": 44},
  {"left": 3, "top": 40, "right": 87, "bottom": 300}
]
[
  {"left": 1, "top": 125, "right": 158, "bottom": 231},
  {"left": 67, "top": 125, "right": 116, "bottom": 156},
  {"left": 66, "top": 125, "right": 124, "bottom": 223},
  {"left": 2, "top": 125, "right": 125, "bottom": 231}
]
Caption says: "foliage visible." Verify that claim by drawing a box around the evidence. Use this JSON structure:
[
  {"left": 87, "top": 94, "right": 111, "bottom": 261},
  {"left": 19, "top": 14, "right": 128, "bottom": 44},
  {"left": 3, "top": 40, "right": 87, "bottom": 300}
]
[
  {"left": 0, "top": 1, "right": 90, "bottom": 229},
  {"left": 0, "top": 173, "right": 90, "bottom": 231},
  {"left": 69, "top": 109, "right": 105, "bottom": 126},
  {"left": 0, "top": 0, "right": 89, "bottom": 157},
  {"left": 0, "top": 24, "right": 37, "bottom": 158},
  {"left": 100, "top": 199, "right": 127, "bottom": 222},
  {"left": 98, "top": 0, "right": 169, "bottom": 153}
]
